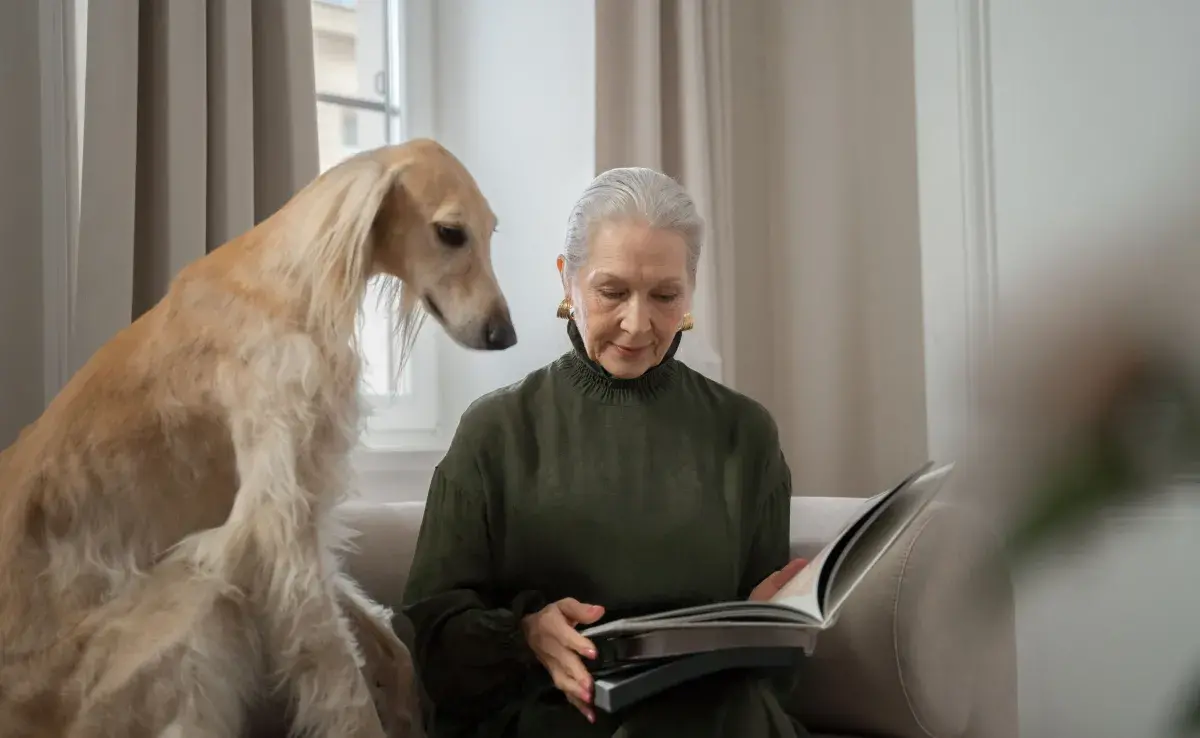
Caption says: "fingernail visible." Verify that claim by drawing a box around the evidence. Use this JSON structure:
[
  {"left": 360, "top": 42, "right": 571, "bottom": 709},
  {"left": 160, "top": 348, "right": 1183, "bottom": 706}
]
[{"left": 586, "top": 648, "right": 597, "bottom": 659}]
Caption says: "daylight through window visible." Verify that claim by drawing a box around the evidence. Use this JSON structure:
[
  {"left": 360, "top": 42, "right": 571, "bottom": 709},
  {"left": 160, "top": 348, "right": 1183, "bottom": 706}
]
[{"left": 312, "top": 0, "right": 438, "bottom": 441}]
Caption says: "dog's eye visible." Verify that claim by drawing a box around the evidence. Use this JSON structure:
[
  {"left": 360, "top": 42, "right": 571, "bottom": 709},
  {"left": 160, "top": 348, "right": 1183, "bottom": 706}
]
[{"left": 435, "top": 224, "right": 468, "bottom": 248}]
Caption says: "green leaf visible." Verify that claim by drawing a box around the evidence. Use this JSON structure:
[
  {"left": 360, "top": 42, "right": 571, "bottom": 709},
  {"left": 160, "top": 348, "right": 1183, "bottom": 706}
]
[
  {"left": 1003, "top": 361, "right": 1200, "bottom": 567},
  {"left": 1173, "top": 670, "right": 1200, "bottom": 736}
]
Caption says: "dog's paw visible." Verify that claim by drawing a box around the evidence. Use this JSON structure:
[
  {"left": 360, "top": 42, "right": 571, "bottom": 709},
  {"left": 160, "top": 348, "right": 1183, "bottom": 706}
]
[
  {"left": 359, "top": 633, "right": 423, "bottom": 738},
  {"left": 369, "top": 671, "right": 424, "bottom": 738}
]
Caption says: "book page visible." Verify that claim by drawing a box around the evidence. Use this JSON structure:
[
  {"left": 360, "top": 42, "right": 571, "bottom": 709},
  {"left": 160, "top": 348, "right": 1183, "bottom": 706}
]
[
  {"left": 768, "top": 465, "right": 930, "bottom": 620},
  {"left": 581, "top": 463, "right": 945, "bottom": 639},
  {"left": 766, "top": 542, "right": 826, "bottom": 619},
  {"left": 822, "top": 463, "right": 954, "bottom": 621},
  {"left": 580, "top": 602, "right": 819, "bottom": 639}
]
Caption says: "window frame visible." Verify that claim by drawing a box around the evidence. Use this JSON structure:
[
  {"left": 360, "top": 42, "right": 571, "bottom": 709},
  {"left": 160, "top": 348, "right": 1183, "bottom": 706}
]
[{"left": 314, "top": 0, "right": 443, "bottom": 450}]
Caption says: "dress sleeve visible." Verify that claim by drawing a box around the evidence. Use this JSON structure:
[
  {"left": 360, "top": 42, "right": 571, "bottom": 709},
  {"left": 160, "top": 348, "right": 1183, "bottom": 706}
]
[
  {"left": 401, "top": 465, "right": 547, "bottom": 719},
  {"left": 737, "top": 428, "right": 794, "bottom": 600},
  {"left": 736, "top": 427, "right": 804, "bottom": 697}
]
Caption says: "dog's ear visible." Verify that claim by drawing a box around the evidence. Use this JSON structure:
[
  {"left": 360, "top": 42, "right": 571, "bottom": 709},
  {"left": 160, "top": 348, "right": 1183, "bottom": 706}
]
[
  {"left": 302, "top": 157, "right": 407, "bottom": 260},
  {"left": 291, "top": 156, "right": 409, "bottom": 279},
  {"left": 281, "top": 155, "right": 411, "bottom": 335}
]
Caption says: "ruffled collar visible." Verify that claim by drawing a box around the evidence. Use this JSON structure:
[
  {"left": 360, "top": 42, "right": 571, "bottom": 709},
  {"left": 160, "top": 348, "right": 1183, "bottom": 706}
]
[{"left": 555, "top": 320, "right": 682, "bottom": 404}]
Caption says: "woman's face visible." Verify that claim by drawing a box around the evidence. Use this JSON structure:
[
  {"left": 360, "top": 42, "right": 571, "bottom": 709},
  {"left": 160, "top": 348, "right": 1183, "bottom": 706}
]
[{"left": 560, "top": 220, "right": 692, "bottom": 379}]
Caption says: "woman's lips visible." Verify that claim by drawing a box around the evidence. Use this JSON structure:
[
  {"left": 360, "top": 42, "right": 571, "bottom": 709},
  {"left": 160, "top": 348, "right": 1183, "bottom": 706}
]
[{"left": 612, "top": 343, "right": 649, "bottom": 357}]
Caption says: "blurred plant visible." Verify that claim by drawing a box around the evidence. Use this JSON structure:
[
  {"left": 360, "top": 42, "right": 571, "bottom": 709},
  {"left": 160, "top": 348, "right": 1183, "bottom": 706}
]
[{"left": 1001, "top": 353, "right": 1200, "bottom": 735}]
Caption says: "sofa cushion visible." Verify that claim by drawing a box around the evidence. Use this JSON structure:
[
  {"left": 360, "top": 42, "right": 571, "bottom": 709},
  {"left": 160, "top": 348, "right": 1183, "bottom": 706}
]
[
  {"left": 334, "top": 496, "right": 1016, "bottom": 738},
  {"left": 337, "top": 501, "right": 426, "bottom": 613},
  {"left": 337, "top": 498, "right": 866, "bottom": 613}
]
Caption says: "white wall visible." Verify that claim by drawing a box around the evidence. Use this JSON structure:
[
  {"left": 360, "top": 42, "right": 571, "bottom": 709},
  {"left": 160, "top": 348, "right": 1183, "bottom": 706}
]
[
  {"left": 989, "top": 0, "right": 1200, "bottom": 302},
  {"left": 914, "top": 1, "right": 1200, "bottom": 736},
  {"left": 356, "top": 0, "right": 596, "bottom": 500}
]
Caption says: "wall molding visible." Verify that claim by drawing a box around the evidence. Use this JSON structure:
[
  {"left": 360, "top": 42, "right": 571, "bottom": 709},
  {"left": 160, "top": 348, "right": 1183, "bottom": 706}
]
[
  {"left": 912, "top": 0, "right": 998, "bottom": 466},
  {"left": 37, "top": 0, "right": 78, "bottom": 405},
  {"left": 954, "top": 0, "right": 999, "bottom": 455},
  {"left": 352, "top": 445, "right": 443, "bottom": 503}
]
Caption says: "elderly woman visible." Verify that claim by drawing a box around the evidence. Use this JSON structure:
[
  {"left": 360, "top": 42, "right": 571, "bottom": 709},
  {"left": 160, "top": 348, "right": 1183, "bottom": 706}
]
[{"left": 401, "top": 168, "right": 809, "bottom": 738}]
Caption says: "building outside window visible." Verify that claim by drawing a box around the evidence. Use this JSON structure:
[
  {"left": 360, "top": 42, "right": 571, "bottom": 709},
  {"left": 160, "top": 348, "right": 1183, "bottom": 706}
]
[{"left": 312, "top": 0, "right": 439, "bottom": 448}]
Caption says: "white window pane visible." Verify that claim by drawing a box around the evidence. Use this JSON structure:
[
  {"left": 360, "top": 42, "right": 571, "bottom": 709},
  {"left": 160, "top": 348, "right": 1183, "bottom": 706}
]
[
  {"left": 358, "top": 277, "right": 393, "bottom": 396},
  {"left": 311, "top": 0, "right": 436, "bottom": 439},
  {"left": 312, "top": 0, "right": 387, "bottom": 104},
  {"left": 316, "top": 101, "right": 387, "bottom": 172}
]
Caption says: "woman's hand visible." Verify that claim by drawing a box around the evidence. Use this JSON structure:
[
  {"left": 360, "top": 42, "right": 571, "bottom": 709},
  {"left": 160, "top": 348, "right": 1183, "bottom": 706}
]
[
  {"left": 520, "top": 597, "right": 605, "bottom": 722},
  {"left": 749, "top": 558, "right": 808, "bottom": 602}
]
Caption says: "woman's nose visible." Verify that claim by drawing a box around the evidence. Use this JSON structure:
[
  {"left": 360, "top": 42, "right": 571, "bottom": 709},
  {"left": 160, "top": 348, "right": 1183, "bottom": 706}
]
[{"left": 620, "top": 297, "right": 651, "bottom": 335}]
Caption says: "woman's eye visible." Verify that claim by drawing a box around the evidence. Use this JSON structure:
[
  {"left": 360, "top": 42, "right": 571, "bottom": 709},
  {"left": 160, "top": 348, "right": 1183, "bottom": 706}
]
[
  {"left": 654, "top": 293, "right": 680, "bottom": 303},
  {"left": 600, "top": 290, "right": 626, "bottom": 300}
]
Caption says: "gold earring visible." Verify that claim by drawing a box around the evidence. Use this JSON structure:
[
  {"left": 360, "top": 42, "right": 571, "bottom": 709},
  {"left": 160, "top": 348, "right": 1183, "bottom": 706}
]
[
  {"left": 680, "top": 312, "right": 694, "bottom": 332},
  {"left": 556, "top": 298, "right": 573, "bottom": 320}
]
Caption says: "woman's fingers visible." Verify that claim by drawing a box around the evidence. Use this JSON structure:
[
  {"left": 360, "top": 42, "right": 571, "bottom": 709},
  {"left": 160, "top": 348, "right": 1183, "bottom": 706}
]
[
  {"left": 567, "top": 692, "right": 596, "bottom": 723},
  {"left": 562, "top": 627, "right": 599, "bottom": 660},
  {"left": 546, "top": 647, "right": 593, "bottom": 702},
  {"left": 549, "top": 662, "right": 587, "bottom": 700},
  {"left": 547, "top": 604, "right": 599, "bottom": 659},
  {"left": 557, "top": 598, "right": 606, "bottom": 626},
  {"left": 774, "top": 557, "right": 808, "bottom": 586},
  {"left": 526, "top": 597, "right": 606, "bottom": 719}
]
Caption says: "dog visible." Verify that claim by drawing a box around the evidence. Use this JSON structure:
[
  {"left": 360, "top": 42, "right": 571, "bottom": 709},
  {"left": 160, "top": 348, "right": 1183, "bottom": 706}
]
[{"left": 0, "top": 138, "right": 515, "bottom": 737}]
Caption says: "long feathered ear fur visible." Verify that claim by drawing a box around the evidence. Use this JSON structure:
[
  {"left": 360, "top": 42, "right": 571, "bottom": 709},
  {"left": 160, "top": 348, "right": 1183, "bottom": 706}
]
[{"left": 275, "top": 154, "right": 412, "bottom": 353}]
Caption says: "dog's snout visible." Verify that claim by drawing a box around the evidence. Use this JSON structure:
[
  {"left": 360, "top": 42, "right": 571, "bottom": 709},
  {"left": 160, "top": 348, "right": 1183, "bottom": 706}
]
[{"left": 482, "top": 312, "right": 517, "bottom": 351}]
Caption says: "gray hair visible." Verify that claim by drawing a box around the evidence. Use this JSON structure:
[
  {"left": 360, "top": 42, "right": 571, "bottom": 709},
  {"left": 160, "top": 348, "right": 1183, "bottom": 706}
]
[{"left": 562, "top": 167, "right": 703, "bottom": 280}]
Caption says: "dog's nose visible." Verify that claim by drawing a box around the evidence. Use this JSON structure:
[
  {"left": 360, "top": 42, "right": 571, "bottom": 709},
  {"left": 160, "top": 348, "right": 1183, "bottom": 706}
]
[{"left": 482, "top": 313, "right": 518, "bottom": 350}]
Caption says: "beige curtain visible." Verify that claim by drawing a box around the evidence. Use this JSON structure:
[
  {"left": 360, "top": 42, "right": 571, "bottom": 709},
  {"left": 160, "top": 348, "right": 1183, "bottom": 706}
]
[
  {"left": 595, "top": 0, "right": 930, "bottom": 497},
  {"left": 0, "top": 0, "right": 319, "bottom": 447},
  {"left": 594, "top": 0, "right": 735, "bottom": 387},
  {"left": 72, "top": 0, "right": 320, "bottom": 375},
  {"left": 0, "top": 2, "right": 46, "bottom": 447}
]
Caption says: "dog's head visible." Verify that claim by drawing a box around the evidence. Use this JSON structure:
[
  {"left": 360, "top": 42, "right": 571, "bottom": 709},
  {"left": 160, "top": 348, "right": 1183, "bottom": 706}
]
[{"left": 312, "top": 139, "right": 516, "bottom": 352}]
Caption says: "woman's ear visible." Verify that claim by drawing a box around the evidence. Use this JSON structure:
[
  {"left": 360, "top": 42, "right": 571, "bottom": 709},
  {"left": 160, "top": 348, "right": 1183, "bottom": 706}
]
[{"left": 556, "top": 255, "right": 568, "bottom": 292}]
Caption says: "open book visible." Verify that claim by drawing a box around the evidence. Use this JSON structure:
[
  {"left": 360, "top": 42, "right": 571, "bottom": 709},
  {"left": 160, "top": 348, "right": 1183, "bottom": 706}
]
[{"left": 581, "top": 460, "right": 955, "bottom": 713}]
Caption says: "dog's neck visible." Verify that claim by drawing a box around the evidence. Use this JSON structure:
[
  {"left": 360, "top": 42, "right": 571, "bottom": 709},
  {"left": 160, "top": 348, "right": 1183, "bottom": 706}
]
[{"left": 225, "top": 213, "right": 370, "bottom": 373}]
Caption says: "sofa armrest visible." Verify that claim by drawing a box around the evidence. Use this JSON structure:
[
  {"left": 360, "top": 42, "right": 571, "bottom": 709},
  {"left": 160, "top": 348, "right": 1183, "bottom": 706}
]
[
  {"left": 337, "top": 502, "right": 426, "bottom": 609},
  {"left": 783, "top": 496, "right": 1019, "bottom": 738}
]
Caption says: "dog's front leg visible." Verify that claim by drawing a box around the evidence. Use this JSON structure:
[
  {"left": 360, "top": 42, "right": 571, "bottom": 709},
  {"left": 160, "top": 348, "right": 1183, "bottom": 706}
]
[
  {"left": 336, "top": 574, "right": 425, "bottom": 737},
  {"left": 215, "top": 408, "right": 386, "bottom": 738}
]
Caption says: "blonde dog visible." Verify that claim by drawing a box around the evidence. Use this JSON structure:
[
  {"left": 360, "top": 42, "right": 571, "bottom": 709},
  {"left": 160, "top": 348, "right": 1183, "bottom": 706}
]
[{"left": 0, "top": 139, "right": 515, "bottom": 737}]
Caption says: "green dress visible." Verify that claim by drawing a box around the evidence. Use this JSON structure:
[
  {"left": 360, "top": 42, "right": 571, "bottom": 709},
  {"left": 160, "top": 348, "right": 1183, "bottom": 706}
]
[{"left": 401, "top": 322, "right": 808, "bottom": 738}]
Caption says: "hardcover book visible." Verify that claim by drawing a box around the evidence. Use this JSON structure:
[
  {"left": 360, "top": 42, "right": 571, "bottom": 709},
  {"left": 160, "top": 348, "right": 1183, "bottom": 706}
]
[{"left": 581, "top": 460, "right": 955, "bottom": 713}]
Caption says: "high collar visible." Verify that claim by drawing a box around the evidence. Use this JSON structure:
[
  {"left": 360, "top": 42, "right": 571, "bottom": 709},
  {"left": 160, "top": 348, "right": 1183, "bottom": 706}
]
[{"left": 555, "top": 320, "right": 682, "bottom": 404}]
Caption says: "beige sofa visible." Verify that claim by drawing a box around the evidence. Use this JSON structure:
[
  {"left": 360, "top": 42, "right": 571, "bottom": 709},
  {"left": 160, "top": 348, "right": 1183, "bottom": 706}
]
[{"left": 338, "top": 496, "right": 1018, "bottom": 738}]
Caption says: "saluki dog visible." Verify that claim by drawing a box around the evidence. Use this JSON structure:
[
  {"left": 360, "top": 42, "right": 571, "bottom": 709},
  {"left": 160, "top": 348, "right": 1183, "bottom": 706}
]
[{"left": 0, "top": 139, "right": 515, "bottom": 737}]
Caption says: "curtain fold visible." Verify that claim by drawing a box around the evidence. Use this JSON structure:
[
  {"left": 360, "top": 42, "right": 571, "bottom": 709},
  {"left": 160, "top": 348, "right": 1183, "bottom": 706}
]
[
  {"left": 594, "top": 0, "right": 735, "bottom": 386},
  {"left": 72, "top": 0, "right": 319, "bottom": 375},
  {"left": 0, "top": 1, "right": 46, "bottom": 447},
  {"left": 595, "top": 0, "right": 930, "bottom": 497},
  {"left": 0, "top": 0, "right": 320, "bottom": 446}
]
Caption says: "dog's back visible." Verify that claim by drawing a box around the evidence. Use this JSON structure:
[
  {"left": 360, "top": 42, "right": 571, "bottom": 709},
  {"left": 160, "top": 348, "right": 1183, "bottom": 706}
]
[{"left": 0, "top": 253, "right": 251, "bottom": 730}]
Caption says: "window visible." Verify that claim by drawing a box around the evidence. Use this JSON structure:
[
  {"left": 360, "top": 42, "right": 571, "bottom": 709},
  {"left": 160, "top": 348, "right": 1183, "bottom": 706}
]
[
  {"left": 340, "top": 108, "right": 359, "bottom": 148},
  {"left": 312, "top": 0, "right": 440, "bottom": 448}
]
